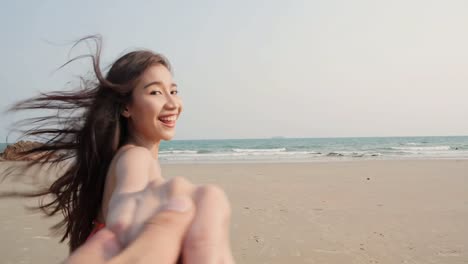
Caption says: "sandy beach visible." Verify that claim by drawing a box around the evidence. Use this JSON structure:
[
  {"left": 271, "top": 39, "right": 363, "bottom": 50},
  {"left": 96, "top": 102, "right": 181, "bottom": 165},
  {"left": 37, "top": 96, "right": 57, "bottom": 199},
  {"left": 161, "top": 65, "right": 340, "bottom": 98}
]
[{"left": 0, "top": 160, "right": 467, "bottom": 263}]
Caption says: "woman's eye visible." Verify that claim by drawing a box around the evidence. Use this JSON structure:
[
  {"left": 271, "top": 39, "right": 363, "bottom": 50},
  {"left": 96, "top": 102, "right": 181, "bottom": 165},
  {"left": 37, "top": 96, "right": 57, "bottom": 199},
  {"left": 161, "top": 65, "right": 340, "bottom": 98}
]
[
  {"left": 150, "top": 91, "right": 162, "bottom": 95},
  {"left": 171, "top": 90, "right": 179, "bottom": 95}
]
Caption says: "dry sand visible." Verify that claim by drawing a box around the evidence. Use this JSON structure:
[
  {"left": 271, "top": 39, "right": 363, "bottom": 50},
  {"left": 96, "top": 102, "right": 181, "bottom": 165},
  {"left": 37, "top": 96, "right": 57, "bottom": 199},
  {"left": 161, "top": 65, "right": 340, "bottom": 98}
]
[{"left": 0, "top": 160, "right": 467, "bottom": 263}]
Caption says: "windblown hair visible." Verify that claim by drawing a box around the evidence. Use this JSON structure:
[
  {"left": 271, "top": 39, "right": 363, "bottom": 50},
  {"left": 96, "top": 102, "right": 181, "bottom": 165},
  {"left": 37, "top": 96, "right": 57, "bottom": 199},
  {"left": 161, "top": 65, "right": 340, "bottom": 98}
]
[{"left": 1, "top": 35, "right": 171, "bottom": 251}]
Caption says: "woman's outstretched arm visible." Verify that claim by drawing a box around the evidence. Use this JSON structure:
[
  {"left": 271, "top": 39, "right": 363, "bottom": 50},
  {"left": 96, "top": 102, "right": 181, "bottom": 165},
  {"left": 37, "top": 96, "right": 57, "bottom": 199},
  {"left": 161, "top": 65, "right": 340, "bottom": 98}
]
[{"left": 105, "top": 146, "right": 155, "bottom": 244}]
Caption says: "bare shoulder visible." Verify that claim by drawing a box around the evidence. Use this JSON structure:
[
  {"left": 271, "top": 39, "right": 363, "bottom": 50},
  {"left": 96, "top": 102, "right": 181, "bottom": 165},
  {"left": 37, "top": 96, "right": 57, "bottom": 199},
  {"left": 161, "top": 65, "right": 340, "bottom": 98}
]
[
  {"left": 113, "top": 146, "right": 154, "bottom": 192},
  {"left": 115, "top": 146, "right": 153, "bottom": 167}
]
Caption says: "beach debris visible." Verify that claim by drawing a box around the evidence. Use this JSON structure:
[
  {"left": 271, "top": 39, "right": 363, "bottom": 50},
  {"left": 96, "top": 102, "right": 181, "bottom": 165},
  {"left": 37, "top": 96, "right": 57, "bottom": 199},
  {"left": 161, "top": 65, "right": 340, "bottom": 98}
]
[
  {"left": 367, "top": 177, "right": 370, "bottom": 180},
  {"left": 252, "top": 235, "right": 265, "bottom": 244},
  {"left": 437, "top": 249, "right": 460, "bottom": 257},
  {"left": 373, "top": 231, "right": 384, "bottom": 237}
]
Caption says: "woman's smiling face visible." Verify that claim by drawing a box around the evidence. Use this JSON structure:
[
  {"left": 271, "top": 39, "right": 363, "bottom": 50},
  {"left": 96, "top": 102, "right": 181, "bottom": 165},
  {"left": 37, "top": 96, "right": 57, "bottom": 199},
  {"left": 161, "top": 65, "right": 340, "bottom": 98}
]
[{"left": 124, "top": 63, "right": 183, "bottom": 142}]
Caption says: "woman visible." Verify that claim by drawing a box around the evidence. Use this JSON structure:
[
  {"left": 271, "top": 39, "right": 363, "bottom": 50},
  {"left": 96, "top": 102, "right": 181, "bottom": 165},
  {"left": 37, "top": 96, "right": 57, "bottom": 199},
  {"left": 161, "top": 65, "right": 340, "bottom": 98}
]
[{"left": 4, "top": 35, "right": 234, "bottom": 262}]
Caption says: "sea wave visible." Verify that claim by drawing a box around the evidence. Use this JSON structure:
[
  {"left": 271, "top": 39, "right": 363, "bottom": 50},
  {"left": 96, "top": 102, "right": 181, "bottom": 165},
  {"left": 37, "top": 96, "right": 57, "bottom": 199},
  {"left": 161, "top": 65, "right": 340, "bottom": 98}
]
[
  {"left": 326, "top": 152, "right": 344, "bottom": 157},
  {"left": 403, "top": 142, "right": 423, "bottom": 146},
  {"left": 325, "top": 151, "right": 382, "bottom": 157},
  {"left": 197, "top": 149, "right": 213, "bottom": 154},
  {"left": 232, "top": 148, "right": 286, "bottom": 153},
  {"left": 154, "top": 138, "right": 468, "bottom": 162},
  {"left": 390, "top": 146, "right": 451, "bottom": 151},
  {"left": 159, "top": 150, "right": 198, "bottom": 154}
]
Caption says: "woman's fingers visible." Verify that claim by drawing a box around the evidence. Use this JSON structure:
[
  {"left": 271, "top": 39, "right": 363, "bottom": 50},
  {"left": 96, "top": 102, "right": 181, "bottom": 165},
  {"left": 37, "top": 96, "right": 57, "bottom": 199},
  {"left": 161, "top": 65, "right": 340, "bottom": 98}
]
[
  {"left": 112, "top": 196, "right": 195, "bottom": 264},
  {"left": 183, "top": 185, "right": 234, "bottom": 264},
  {"left": 124, "top": 181, "right": 163, "bottom": 243},
  {"left": 106, "top": 193, "right": 138, "bottom": 245},
  {"left": 125, "top": 177, "right": 195, "bottom": 243}
]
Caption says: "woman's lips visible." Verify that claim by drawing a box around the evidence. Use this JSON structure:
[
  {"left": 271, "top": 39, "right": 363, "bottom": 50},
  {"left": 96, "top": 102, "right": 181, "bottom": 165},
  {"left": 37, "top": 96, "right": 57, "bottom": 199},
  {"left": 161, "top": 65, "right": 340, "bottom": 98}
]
[
  {"left": 158, "top": 115, "right": 177, "bottom": 128},
  {"left": 159, "top": 119, "right": 176, "bottom": 128}
]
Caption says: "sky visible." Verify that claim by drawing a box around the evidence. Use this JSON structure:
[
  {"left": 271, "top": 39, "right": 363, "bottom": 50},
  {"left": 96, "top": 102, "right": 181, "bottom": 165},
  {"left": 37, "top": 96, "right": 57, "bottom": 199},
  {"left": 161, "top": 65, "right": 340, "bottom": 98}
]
[{"left": 0, "top": 0, "right": 467, "bottom": 140}]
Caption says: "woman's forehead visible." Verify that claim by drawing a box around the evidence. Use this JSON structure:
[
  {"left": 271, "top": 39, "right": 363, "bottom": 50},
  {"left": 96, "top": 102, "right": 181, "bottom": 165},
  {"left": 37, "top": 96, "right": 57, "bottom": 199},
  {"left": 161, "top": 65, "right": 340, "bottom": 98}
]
[
  {"left": 141, "top": 64, "right": 173, "bottom": 83},
  {"left": 134, "top": 64, "right": 175, "bottom": 91}
]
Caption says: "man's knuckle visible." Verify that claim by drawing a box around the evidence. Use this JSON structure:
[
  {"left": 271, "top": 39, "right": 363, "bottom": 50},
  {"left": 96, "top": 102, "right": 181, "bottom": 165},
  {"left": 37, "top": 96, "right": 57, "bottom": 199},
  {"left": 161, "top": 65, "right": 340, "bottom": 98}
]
[
  {"left": 185, "top": 231, "right": 218, "bottom": 251},
  {"left": 168, "top": 176, "right": 191, "bottom": 194},
  {"left": 199, "top": 184, "right": 223, "bottom": 199},
  {"left": 199, "top": 184, "right": 231, "bottom": 216},
  {"left": 146, "top": 211, "right": 181, "bottom": 228}
]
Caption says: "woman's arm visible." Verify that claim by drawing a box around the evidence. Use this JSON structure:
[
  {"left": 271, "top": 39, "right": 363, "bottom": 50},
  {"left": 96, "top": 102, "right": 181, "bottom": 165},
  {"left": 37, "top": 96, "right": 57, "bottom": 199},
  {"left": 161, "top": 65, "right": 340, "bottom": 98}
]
[{"left": 105, "top": 147, "right": 154, "bottom": 241}]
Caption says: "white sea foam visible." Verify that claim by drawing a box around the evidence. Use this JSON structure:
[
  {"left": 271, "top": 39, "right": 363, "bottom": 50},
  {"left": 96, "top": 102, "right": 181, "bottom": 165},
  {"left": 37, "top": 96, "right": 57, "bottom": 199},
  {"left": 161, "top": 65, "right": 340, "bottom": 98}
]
[
  {"left": 159, "top": 150, "right": 198, "bottom": 154},
  {"left": 391, "top": 146, "right": 451, "bottom": 151},
  {"left": 232, "top": 148, "right": 286, "bottom": 153}
]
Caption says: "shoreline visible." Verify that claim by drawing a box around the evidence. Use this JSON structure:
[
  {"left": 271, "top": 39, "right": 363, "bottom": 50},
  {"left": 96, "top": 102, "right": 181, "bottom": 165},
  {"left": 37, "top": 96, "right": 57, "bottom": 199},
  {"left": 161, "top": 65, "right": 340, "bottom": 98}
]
[
  {"left": 159, "top": 156, "right": 468, "bottom": 164},
  {"left": 2, "top": 156, "right": 468, "bottom": 165}
]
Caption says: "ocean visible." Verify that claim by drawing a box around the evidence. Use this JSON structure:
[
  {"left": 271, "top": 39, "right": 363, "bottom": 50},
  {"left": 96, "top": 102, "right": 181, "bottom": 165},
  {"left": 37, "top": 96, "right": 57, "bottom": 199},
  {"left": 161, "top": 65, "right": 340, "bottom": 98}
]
[{"left": 3, "top": 136, "right": 467, "bottom": 163}]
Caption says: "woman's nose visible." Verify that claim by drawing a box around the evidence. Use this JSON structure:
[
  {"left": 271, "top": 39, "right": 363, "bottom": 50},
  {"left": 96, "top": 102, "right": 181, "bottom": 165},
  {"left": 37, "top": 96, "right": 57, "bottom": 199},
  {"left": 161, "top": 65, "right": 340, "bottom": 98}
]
[{"left": 164, "top": 94, "right": 179, "bottom": 109}]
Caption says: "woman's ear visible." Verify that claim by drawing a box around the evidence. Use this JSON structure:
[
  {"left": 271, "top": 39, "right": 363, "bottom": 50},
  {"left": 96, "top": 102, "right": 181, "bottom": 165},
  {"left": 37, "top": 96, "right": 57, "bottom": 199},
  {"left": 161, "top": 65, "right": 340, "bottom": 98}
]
[{"left": 122, "top": 107, "right": 131, "bottom": 118}]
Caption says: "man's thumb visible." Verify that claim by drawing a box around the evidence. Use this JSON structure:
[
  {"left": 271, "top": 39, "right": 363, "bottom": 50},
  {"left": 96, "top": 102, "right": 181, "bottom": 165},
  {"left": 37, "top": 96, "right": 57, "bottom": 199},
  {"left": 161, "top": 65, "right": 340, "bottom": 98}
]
[
  {"left": 65, "top": 229, "right": 122, "bottom": 263},
  {"left": 115, "top": 196, "right": 195, "bottom": 263}
]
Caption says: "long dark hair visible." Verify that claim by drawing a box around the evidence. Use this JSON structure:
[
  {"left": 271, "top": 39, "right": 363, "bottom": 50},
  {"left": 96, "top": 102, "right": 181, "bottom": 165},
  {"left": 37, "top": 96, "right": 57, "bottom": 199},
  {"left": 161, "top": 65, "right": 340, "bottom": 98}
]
[{"left": 1, "top": 35, "right": 171, "bottom": 251}]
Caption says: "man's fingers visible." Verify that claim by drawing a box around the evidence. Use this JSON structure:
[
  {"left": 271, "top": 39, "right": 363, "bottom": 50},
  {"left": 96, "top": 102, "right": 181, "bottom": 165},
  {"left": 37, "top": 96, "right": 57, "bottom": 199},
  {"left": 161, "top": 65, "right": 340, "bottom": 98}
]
[
  {"left": 66, "top": 229, "right": 121, "bottom": 264},
  {"left": 113, "top": 196, "right": 195, "bottom": 264},
  {"left": 183, "top": 185, "right": 232, "bottom": 264}
]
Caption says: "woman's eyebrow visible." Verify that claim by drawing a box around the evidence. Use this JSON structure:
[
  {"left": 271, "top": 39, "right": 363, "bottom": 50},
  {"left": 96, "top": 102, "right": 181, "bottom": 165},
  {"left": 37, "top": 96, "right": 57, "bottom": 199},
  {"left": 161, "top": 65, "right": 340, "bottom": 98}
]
[{"left": 143, "top": 81, "right": 178, "bottom": 89}]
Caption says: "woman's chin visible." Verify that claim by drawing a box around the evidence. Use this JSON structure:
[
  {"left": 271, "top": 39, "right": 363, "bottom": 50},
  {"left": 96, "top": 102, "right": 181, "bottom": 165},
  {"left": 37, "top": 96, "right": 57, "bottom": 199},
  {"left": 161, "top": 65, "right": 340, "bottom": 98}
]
[{"left": 160, "top": 133, "right": 175, "bottom": 141}]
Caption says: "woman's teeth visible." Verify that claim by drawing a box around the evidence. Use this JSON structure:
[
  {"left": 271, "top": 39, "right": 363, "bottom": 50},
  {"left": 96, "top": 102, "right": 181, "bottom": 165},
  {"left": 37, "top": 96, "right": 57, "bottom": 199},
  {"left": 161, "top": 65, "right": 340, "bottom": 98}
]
[{"left": 159, "top": 116, "right": 177, "bottom": 122}]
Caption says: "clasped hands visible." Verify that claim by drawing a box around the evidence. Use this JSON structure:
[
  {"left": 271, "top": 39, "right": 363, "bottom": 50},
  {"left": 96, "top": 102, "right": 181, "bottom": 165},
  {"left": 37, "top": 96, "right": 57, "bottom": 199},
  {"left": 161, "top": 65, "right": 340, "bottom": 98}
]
[{"left": 66, "top": 177, "right": 235, "bottom": 264}]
